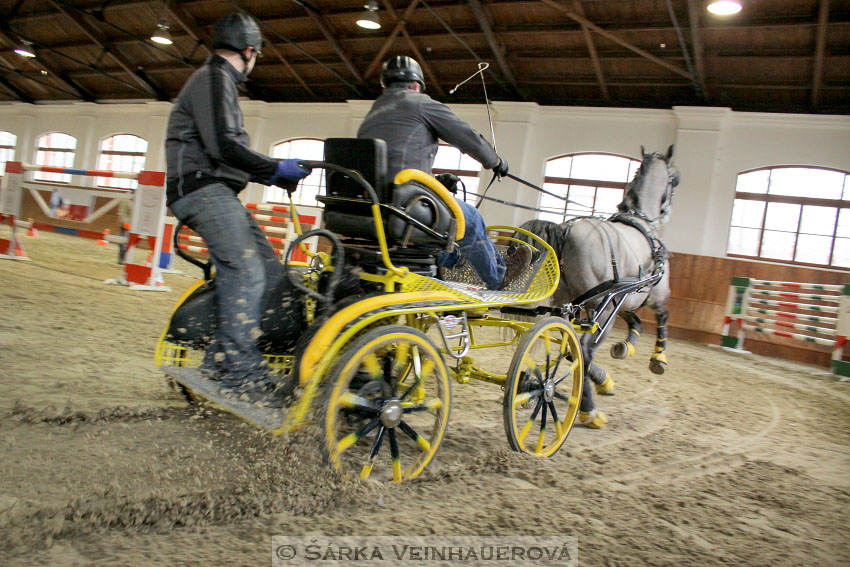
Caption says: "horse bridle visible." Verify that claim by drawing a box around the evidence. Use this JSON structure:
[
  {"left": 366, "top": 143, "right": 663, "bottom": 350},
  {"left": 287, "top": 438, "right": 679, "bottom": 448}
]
[{"left": 621, "top": 153, "right": 679, "bottom": 225}]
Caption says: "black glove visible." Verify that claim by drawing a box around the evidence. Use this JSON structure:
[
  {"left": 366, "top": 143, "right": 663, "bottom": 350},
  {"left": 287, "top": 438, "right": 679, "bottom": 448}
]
[
  {"left": 434, "top": 173, "right": 460, "bottom": 194},
  {"left": 493, "top": 157, "right": 509, "bottom": 178}
]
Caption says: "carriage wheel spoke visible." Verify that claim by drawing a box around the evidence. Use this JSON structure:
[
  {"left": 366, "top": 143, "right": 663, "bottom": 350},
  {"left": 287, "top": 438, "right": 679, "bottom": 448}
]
[
  {"left": 401, "top": 397, "right": 443, "bottom": 412},
  {"left": 398, "top": 420, "right": 431, "bottom": 452},
  {"left": 388, "top": 428, "right": 402, "bottom": 483},
  {"left": 362, "top": 352, "right": 382, "bottom": 378},
  {"left": 337, "top": 418, "right": 381, "bottom": 454},
  {"left": 336, "top": 391, "right": 379, "bottom": 412},
  {"left": 554, "top": 359, "right": 580, "bottom": 386},
  {"left": 535, "top": 403, "right": 549, "bottom": 453},
  {"left": 548, "top": 401, "right": 563, "bottom": 438},
  {"left": 359, "top": 426, "right": 387, "bottom": 481},
  {"left": 512, "top": 389, "right": 543, "bottom": 408},
  {"left": 517, "top": 398, "right": 543, "bottom": 444},
  {"left": 393, "top": 341, "right": 411, "bottom": 373},
  {"left": 553, "top": 391, "right": 574, "bottom": 403},
  {"left": 400, "top": 359, "right": 434, "bottom": 401}
]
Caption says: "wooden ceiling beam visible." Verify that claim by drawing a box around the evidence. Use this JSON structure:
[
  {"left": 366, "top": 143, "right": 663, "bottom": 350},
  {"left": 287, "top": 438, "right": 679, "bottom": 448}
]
[
  {"left": 539, "top": 0, "right": 693, "bottom": 80},
  {"left": 686, "top": 0, "right": 708, "bottom": 99},
  {"left": 467, "top": 0, "right": 524, "bottom": 99},
  {"left": 0, "top": 26, "right": 95, "bottom": 101},
  {"left": 48, "top": 1, "right": 167, "bottom": 99},
  {"left": 379, "top": 0, "right": 445, "bottom": 96},
  {"left": 572, "top": 0, "right": 608, "bottom": 101},
  {"left": 365, "top": 0, "right": 421, "bottom": 79},
  {"left": 298, "top": 4, "right": 366, "bottom": 90},
  {"left": 163, "top": 0, "right": 212, "bottom": 55},
  {"left": 811, "top": 0, "right": 830, "bottom": 106}
]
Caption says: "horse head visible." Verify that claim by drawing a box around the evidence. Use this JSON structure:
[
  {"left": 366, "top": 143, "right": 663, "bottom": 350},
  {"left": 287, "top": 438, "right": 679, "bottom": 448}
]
[{"left": 618, "top": 145, "right": 679, "bottom": 224}]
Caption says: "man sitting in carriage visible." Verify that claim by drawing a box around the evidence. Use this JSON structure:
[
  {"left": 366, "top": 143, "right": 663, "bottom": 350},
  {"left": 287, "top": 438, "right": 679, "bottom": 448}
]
[{"left": 357, "top": 55, "right": 531, "bottom": 291}]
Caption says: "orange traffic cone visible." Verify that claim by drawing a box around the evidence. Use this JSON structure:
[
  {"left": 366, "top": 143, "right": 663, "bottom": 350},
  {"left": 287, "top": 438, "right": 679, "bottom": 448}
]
[
  {"left": 96, "top": 228, "right": 110, "bottom": 246},
  {"left": 27, "top": 218, "right": 38, "bottom": 237}
]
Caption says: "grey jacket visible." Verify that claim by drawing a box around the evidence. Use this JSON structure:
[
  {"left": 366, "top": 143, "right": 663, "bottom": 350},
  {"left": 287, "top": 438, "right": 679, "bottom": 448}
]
[
  {"left": 165, "top": 55, "right": 277, "bottom": 205},
  {"left": 357, "top": 85, "right": 500, "bottom": 181}
]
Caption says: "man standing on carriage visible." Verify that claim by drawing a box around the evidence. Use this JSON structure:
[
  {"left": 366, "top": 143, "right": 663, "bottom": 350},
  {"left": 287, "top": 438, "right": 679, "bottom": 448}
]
[
  {"left": 358, "top": 55, "right": 531, "bottom": 290},
  {"left": 164, "top": 13, "right": 311, "bottom": 403}
]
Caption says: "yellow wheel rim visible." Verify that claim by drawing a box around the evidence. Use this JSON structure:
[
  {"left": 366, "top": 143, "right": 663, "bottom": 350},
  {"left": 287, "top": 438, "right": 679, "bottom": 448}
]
[
  {"left": 503, "top": 317, "right": 583, "bottom": 457},
  {"left": 323, "top": 326, "right": 451, "bottom": 482}
]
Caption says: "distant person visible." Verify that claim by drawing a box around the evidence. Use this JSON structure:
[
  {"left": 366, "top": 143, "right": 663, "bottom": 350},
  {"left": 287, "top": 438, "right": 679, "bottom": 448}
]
[
  {"left": 164, "top": 13, "right": 311, "bottom": 405},
  {"left": 117, "top": 191, "right": 132, "bottom": 265},
  {"left": 357, "top": 55, "right": 530, "bottom": 290}
]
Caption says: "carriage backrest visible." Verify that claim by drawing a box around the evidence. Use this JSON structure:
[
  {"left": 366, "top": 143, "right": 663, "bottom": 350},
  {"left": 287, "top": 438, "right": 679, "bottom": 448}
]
[{"left": 323, "top": 137, "right": 390, "bottom": 202}]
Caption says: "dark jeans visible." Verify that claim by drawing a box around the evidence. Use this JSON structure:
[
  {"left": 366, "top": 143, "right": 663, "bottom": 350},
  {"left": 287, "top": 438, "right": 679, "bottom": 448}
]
[
  {"left": 439, "top": 199, "right": 506, "bottom": 289},
  {"left": 170, "top": 184, "right": 282, "bottom": 381}
]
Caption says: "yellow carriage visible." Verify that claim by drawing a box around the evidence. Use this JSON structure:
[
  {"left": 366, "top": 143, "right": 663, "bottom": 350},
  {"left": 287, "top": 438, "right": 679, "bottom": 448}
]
[{"left": 155, "top": 138, "right": 584, "bottom": 482}]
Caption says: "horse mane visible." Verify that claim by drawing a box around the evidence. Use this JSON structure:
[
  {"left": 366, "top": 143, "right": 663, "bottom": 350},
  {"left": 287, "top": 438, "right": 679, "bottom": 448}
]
[{"left": 517, "top": 219, "right": 566, "bottom": 256}]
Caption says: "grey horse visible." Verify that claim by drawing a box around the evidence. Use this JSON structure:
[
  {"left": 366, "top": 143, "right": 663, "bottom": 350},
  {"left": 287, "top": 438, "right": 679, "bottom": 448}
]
[{"left": 516, "top": 146, "right": 678, "bottom": 428}]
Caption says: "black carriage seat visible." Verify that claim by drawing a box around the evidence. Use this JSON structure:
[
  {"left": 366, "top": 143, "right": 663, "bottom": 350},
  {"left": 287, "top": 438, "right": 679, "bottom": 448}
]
[{"left": 317, "top": 138, "right": 464, "bottom": 274}]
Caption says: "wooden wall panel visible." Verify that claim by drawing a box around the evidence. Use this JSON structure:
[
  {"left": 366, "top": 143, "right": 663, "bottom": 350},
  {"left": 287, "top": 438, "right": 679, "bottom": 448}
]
[{"left": 628, "top": 253, "right": 848, "bottom": 368}]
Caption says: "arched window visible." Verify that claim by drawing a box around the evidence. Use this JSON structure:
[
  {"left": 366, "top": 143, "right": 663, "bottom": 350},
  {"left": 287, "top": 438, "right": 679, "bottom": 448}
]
[
  {"left": 96, "top": 134, "right": 148, "bottom": 189},
  {"left": 727, "top": 166, "right": 850, "bottom": 269},
  {"left": 0, "top": 131, "right": 16, "bottom": 177},
  {"left": 433, "top": 144, "right": 482, "bottom": 205},
  {"left": 34, "top": 132, "right": 77, "bottom": 183},
  {"left": 267, "top": 138, "right": 325, "bottom": 206},
  {"left": 540, "top": 153, "right": 641, "bottom": 223}
]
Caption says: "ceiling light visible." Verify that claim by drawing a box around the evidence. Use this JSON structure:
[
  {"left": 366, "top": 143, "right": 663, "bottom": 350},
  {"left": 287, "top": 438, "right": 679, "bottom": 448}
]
[
  {"left": 706, "top": 1, "right": 742, "bottom": 15},
  {"left": 356, "top": 0, "right": 381, "bottom": 30},
  {"left": 14, "top": 39, "right": 36, "bottom": 58},
  {"left": 150, "top": 22, "right": 173, "bottom": 45}
]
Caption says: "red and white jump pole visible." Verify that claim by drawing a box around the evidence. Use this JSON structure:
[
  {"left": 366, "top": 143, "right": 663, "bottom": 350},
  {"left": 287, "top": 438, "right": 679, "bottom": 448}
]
[{"left": 0, "top": 161, "right": 170, "bottom": 291}]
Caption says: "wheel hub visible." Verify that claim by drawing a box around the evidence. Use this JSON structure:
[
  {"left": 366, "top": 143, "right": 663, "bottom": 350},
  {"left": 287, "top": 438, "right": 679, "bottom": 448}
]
[
  {"left": 380, "top": 400, "right": 403, "bottom": 427},
  {"left": 543, "top": 379, "right": 555, "bottom": 402}
]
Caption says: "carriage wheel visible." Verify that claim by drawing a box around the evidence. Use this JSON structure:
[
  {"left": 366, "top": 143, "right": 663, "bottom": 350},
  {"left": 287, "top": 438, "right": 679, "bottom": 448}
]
[
  {"left": 503, "top": 317, "right": 583, "bottom": 457},
  {"left": 322, "top": 326, "right": 451, "bottom": 483}
]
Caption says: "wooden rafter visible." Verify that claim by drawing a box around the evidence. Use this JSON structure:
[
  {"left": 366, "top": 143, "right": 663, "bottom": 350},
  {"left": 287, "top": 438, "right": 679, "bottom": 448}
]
[
  {"left": 163, "top": 0, "right": 212, "bottom": 55},
  {"left": 299, "top": 4, "right": 366, "bottom": 89},
  {"left": 572, "top": 0, "right": 608, "bottom": 101},
  {"left": 379, "top": 0, "right": 445, "bottom": 96},
  {"left": 686, "top": 0, "right": 707, "bottom": 99},
  {"left": 467, "top": 0, "right": 524, "bottom": 99},
  {"left": 49, "top": 1, "right": 167, "bottom": 99},
  {"left": 365, "top": 0, "right": 421, "bottom": 79},
  {"left": 811, "top": 0, "right": 830, "bottom": 106},
  {"left": 0, "top": 71, "right": 35, "bottom": 102},
  {"left": 0, "top": 26, "right": 95, "bottom": 101},
  {"left": 539, "top": 0, "right": 693, "bottom": 80}
]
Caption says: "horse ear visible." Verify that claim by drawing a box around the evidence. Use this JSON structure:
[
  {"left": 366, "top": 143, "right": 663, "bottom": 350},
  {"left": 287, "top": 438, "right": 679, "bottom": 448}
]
[
  {"left": 666, "top": 144, "right": 674, "bottom": 160},
  {"left": 640, "top": 145, "right": 646, "bottom": 157}
]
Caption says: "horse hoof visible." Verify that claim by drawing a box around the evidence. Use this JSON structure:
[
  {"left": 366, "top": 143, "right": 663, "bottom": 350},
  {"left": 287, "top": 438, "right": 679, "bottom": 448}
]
[
  {"left": 649, "top": 359, "right": 666, "bottom": 375},
  {"left": 610, "top": 342, "right": 634, "bottom": 359},
  {"left": 578, "top": 410, "right": 609, "bottom": 429},
  {"left": 594, "top": 375, "right": 616, "bottom": 396}
]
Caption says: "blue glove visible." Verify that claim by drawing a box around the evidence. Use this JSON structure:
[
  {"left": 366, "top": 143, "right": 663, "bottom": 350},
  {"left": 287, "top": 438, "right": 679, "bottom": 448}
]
[{"left": 268, "top": 159, "right": 311, "bottom": 187}]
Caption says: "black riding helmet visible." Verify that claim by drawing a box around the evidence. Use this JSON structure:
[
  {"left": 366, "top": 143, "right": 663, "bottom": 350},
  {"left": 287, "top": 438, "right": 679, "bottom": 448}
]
[
  {"left": 380, "top": 55, "right": 426, "bottom": 91},
  {"left": 212, "top": 13, "right": 264, "bottom": 59}
]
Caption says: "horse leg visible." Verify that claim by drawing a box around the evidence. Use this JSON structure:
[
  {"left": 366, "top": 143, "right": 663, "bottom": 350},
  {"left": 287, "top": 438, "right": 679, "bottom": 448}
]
[
  {"left": 578, "top": 334, "right": 609, "bottom": 428},
  {"left": 588, "top": 361, "right": 615, "bottom": 396},
  {"left": 649, "top": 308, "right": 669, "bottom": 374},
  {"left": 610, "top": 311, "right": 642, "bottom": 360}
]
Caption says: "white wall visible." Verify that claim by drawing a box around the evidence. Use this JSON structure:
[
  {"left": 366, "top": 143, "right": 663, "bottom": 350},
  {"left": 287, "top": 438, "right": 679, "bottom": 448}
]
[{"left": 1, "top": 100, "right": 848, "bottom": 258}]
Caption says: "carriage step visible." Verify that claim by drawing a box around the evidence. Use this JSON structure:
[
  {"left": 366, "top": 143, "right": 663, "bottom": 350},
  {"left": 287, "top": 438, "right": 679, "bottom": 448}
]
[
  {"left": 571, "top": 319, "right": 599, "bottom": 334},
  {"left": 162, "top": 366, "right": 288, "bottom": 431}
]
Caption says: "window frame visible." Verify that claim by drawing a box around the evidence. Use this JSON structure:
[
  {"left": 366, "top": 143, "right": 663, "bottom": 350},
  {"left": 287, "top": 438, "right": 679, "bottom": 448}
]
[
  {"left": 266, "top": 137, "right": 326, "bottom": 207},
  {"left": 540, "top": 152, "right": 640, "bottom": 222},
  {"left": 726, "top": 165, "right": 850, "bottom": 271},
  {"left": 96, "top": 133, "right": 148, "bottom": 189},
  {"left": 432, "top": 143, "right": 483, "bottom": 205},
  {"left": 0, "top": 130, "right": 16, "bottom": 177},
  {"left": 33, "top": 132, "right": 77, "bottom": 184}
]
